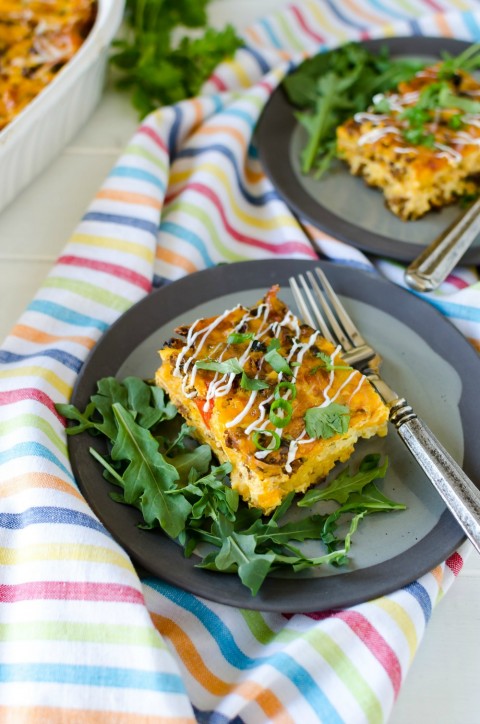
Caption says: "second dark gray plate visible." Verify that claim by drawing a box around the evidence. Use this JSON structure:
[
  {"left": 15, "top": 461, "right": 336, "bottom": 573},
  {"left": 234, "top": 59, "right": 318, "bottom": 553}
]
[{"left": 255, "top": 37, "right": 480, "bottom": 263}]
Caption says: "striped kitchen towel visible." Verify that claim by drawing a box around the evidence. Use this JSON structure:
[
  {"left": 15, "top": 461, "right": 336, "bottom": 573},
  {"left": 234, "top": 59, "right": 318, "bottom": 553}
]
[{"left": 0, "top": 0, "right": 478, "bottom": 722}]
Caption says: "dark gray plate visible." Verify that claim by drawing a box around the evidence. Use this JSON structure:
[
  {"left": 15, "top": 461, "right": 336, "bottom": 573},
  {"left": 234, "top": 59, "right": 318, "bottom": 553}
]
[
  {"left": 255, "top": 37, "right": 480, "bottom": 263},
  {"left": 68, "top": 260, "right": 480, "bottom": 612}
]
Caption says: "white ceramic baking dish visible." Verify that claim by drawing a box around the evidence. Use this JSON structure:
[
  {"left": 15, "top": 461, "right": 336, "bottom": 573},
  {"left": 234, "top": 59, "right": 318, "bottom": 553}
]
[{"left": 0, "top": 0, "right": 125, "bottom": 214}]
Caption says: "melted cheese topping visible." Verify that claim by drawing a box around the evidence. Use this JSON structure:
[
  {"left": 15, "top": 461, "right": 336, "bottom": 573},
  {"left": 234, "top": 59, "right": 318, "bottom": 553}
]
[{"left": 0, "top": 1, "right": 97, "bottom": 131}]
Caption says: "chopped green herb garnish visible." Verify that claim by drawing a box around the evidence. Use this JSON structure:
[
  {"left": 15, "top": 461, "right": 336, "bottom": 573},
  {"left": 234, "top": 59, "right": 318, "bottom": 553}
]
[
  {"left": 304, "top": 402, "right": 350, "bottom": 439},
  {"left": 267, "top": 338, "right": 281, "bottom": 351},
  {"left": 372, "top": 95, "right": 392, "bottom": 114},
  {"left": 448, "top": 113, "right": 464, "bottom": 130},
  {"left": 228, "top": 332, "right": 254, "bottom": 345},
  {"left": 399, "top": 79, "right": 480, "bottom": 145},
  {"left": 195, "top": 358, "right": 243, "bottom": 375},
  {"left": 264, "top": 341, "right": 292, "bottom": 375},
  {"left": 403, "top": 128, "right": 435, "bottom": 147},
  {"left": 313, "top": 351, "right": 352, "bottom": 373},
  {"left": 240, "top": 373, "right": 269, "bottom": 392}
]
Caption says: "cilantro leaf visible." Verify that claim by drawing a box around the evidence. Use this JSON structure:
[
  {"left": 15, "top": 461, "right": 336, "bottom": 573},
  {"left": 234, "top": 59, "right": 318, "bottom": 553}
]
[
  {"left": 313, "top": 351, "right": 352, "bottom": 373},
  {"left": 228, "top": 332, "right": 254, "bottom": 344},
  {"left": 304, "top": 402, "right": 350, "bottom": 440},
  {"left": 240, "top": 373, "right": 269, "bottom": 392},
  {"left": 195, "top": 357, "right": 243, "bottom": 375},
  {"left": 264, "top": 348, "right": 292, "bottom": 375},
  {"left": 110, "top": 0, "right": 243, "bottom": 116}
]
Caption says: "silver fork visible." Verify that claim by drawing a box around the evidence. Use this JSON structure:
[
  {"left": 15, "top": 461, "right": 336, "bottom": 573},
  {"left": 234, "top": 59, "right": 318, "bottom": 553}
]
[{"left": 290, "top": 266, "right": 480, "bottom": 555}]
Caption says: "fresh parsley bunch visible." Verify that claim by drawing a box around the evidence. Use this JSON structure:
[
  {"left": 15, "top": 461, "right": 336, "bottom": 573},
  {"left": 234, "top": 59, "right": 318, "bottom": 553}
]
[
  {"left": 110, "top": 0, "right": 243, "bottom": 116},
  {"left": 57, "top": 376, "right": 405, "bottom": 596}
]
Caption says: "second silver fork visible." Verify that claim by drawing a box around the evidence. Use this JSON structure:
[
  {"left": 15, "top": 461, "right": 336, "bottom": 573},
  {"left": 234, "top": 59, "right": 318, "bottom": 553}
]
[{"left": 290, "top": 267, "right": 480, "bottom": 555}]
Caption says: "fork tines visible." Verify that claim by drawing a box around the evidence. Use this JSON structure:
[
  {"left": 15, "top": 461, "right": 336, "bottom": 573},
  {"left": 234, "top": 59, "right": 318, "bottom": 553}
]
[{"left": 290, "top": 267, "right": 366, "bottom": 352}]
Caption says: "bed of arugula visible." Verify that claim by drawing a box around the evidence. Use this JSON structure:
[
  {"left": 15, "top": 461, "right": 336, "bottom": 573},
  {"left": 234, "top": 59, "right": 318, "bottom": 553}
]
[{"left": 57, "top": 376, "right": 406, "bottom": 596}]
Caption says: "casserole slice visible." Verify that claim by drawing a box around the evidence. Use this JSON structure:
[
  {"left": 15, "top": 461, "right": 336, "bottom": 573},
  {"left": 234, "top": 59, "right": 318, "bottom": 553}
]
[
  {"left": 156, "top": 287, "right": 389, "bottom": 513},
  {"left": 337, "top": 64, "right": 480, "bottom": 220}
]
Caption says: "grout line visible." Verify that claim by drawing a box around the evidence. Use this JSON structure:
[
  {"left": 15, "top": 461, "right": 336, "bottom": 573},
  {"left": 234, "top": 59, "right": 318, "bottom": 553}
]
[
  {"left": 63, "top": 146, "right": 123, "bottom": 156},
  {"left": 0, "top": 254, "right": 57, "bottom": 263}
]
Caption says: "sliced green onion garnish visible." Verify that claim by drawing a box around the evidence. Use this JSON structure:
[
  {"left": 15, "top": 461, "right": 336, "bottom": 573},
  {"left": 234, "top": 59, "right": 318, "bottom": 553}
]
[
  {"left": 252, "top": 429, "right": 281, "bottom": 452},
  {"left": 269, "top": 398, "right": 293, "bottom": 428},
  {"left": 274, "top": 381, "right": 297, "bottom": 400}
]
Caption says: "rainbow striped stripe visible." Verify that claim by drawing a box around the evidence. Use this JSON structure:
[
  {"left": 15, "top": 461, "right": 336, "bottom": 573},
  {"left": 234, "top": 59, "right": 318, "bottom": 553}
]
[{"left": 0, "top": 0, "right": 478, "bottom": 720}]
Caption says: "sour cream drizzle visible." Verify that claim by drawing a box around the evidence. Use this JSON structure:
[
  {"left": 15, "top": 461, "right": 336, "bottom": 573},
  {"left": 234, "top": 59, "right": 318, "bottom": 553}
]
[
  {"left": 178, "top": 301, "right": 366, "bottom": 472},
  {"left": 434, "top": 142, "right": 463, "bottom": 164},
  {"left": 358, "top": 125, "right": 401, "bottom": 146},
  {"left": 203, "top": 303, "right": 271, "bottom": 408},
  {"left": 453, "top": 130, "right": 480, "bottom": 146},
  {"left": 356, "top": 89, "right": 480, "bottom": 165},
  {"left": 284, "top": 348, "right": 365, "bottom": 473},
  {"left": 174, "top": 305, "right": 239, "bottom": 382},
  {"left": 353, "top": 111, "right": 388, "bottom": 124}
]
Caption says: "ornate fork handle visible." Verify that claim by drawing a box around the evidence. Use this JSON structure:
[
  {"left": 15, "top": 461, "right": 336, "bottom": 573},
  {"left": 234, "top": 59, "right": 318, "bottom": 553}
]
[{"left": 366, "top": 368, "right": 480, "bottom": 553}]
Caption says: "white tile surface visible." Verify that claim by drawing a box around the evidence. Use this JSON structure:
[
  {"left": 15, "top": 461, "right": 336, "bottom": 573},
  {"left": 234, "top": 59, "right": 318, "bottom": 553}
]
[{"left": 0, "top": 2, "right": 479, "bottom": 722}]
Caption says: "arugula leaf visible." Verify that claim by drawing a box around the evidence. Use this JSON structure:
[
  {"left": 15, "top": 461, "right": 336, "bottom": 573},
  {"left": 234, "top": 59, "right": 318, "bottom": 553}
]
[
  {"left": 55, "top": 400, "right": 98, "bottom": 435},
  {"left": 168, "top": 444, "right": 212, "bottom": 484},
  {"left": 169, "top": 462, "right": 236, "bottom": 522},
  {"left": 58, "top": 375, "right": 405, "bottom": 595},
  {"left": 110, "top": 403, "right": 190, "bottom": 538},
  {"left": 202, "top": 517, "right": 276, "bottom": 595},
  {"left": 298, "top": 453, "right": 388, "bottom": 506},
  {"left": 338, "top": 482, "right": 407, "bottom": 513},
  {"left": 247, "top": 515, "right": 328, "bottom": 545},
  {"left": 304, "top": 402, "right": 350, "bottom": 440},
  {"left": 195, "top": 357, "right": 243, "bottom": 375},
  {"left": 284, "top": 41, "right": 423, "bottom": 176},
  {"left": 57, "top": 377, "right": 177, "bottom": 440},
  {"left": 439, "top": 43, "right": 480, "bottom": 78}
]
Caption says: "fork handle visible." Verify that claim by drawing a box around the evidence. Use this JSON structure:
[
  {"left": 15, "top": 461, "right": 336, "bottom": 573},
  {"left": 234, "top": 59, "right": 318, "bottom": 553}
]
[
  {"left": 389, "top": 398, "right": 480, "bottom": 554},
  {"left": 404, "top": 196, "right": 480, "bottom": 292}
]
